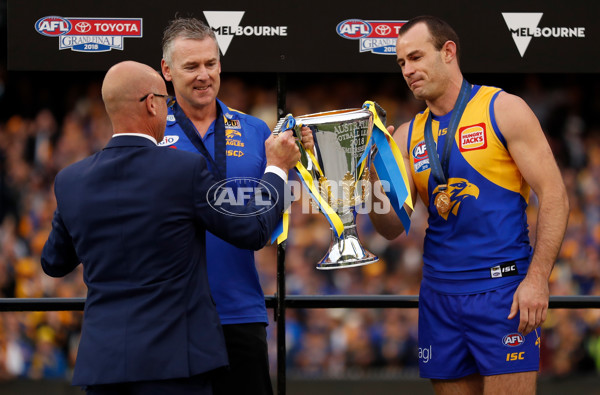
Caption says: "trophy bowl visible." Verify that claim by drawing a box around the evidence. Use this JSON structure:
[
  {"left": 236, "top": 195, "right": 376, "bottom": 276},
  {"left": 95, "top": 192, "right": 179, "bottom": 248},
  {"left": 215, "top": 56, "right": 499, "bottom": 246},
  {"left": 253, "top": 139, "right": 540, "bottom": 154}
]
[{"left": 294, "top": 108, "right": 379, "bottom": 270}]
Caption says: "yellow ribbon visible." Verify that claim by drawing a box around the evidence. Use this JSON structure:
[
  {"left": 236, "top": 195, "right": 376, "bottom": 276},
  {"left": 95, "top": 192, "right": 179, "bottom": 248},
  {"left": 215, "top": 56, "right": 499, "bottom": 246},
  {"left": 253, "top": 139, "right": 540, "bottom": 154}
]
[
  {"left": 276, "top": 209, "right": 290, "bottom": 245},
  {"left": 363, "top": 101, "right": 413, "bottom": 210},
  {"left": 295, "top": 161, "right": 345, "bottom": 238}
]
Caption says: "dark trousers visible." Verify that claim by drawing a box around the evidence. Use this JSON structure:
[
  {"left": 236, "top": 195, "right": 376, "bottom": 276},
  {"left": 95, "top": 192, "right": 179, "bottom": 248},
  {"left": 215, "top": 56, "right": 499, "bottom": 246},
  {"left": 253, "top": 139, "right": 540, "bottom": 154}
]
[
  {"left": 85, "top": 373, "right": 212, "bottom": 395},
  {"left": 212, "top": 323, "right": 273, "bottom": 395}
]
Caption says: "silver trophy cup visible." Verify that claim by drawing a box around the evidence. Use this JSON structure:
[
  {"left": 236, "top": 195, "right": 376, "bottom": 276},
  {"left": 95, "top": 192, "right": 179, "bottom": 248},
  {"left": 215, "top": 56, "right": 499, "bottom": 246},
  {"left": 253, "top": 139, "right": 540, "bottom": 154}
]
[{"left": 294, "top": 108, "right": 378, "bottom": 270}]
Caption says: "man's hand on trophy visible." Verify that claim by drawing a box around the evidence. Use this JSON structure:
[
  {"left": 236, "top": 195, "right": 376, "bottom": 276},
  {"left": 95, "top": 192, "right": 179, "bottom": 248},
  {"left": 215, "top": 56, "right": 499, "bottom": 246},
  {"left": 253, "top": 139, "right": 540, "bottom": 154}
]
[
  {"left": 300, "top": 126, "right": 315, "bottom": 153},
  {"left": 266, "top": 130, "right": 300, "bottom": 171}
]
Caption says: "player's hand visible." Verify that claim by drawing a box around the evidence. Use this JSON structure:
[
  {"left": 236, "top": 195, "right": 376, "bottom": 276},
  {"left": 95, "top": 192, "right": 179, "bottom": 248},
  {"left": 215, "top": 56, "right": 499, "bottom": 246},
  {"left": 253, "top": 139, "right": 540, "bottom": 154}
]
[
  {"left": 265, "top": 130, "right": 300, "bottom": 171},
  {"left": 508, "top": 272, "right": 549, "bottom": 335},
  {"left": 300, "top": 126, "right": 314, "bottom": 153}
]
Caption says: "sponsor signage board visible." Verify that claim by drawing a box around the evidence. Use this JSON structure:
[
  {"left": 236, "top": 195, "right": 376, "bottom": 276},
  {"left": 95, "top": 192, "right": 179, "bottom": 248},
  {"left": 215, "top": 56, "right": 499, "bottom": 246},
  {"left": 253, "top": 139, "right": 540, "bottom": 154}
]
[{"left": 7, "top": 0, "right": 599, "bottom": 72}]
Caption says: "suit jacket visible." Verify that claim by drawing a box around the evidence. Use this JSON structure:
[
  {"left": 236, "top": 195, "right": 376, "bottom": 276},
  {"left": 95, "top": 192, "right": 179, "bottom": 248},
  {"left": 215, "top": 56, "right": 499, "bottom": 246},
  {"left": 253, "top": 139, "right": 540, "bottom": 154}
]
[{"left": 41, "top": 135, "right": 286, "bottom": 386}]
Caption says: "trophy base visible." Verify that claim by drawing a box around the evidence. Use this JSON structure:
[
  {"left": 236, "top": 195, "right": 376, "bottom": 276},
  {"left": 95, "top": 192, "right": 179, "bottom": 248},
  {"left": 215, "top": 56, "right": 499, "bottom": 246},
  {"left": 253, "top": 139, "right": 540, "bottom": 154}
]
[{"left": 316, "top": 233, "right": 379, "bottom": 270}]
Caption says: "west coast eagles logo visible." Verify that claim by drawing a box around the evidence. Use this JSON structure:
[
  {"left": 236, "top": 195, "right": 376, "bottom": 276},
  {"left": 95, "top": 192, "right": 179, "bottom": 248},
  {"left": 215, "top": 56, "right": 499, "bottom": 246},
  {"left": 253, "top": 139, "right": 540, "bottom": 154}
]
[
  {"left": 225, "top": 128, "right": 245, "bottom": 156},
  {"left": 225, "top": 129, "right": 242, "bottom": 139},
  {"left": 432, "top": 178, "right": 479, "bottom": 219}
]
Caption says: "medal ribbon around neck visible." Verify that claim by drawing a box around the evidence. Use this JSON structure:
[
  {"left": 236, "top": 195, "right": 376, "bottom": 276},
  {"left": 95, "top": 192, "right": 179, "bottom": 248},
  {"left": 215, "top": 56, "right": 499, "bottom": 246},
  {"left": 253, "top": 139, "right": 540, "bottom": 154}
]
[
  {"left": 172, "top": 100, "right": 227, "bottom": 180},
  {"left": 423, "top": 79, "right": 472, "bottom": 208}
]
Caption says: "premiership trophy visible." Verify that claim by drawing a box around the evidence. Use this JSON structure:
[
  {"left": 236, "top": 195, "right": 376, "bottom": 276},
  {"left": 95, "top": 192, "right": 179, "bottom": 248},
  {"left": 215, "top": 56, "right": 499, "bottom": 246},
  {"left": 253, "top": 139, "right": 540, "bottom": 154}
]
[{"left": 292, "top": 108, "right": 379, "bottom": 270}]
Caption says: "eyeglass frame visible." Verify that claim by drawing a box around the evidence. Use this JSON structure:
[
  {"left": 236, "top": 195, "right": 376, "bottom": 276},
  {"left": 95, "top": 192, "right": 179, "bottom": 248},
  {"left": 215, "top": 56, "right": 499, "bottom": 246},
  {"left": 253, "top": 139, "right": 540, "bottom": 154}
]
[{"left": 139, "top": 92, "right": 174, "bottom": 107}]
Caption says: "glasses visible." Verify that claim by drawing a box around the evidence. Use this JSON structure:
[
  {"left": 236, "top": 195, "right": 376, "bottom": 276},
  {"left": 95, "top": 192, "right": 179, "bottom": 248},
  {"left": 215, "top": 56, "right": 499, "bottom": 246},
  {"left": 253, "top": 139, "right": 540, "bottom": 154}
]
[{"left": 139, "top": 93, "right": 174, "bottom": 106}]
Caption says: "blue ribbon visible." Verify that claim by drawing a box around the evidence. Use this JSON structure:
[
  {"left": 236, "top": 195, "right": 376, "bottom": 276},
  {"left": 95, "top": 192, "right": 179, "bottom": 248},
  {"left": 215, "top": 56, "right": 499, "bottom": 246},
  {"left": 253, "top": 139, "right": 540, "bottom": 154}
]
[
  {"left": 270, "top": 210, "right": 287, "bottom": 245},
  {"left": 172, "top": 101, "right": 227, "bottom": 180},
  {"left": 371, "top": 128, "right": 411, "bottom": 232}
]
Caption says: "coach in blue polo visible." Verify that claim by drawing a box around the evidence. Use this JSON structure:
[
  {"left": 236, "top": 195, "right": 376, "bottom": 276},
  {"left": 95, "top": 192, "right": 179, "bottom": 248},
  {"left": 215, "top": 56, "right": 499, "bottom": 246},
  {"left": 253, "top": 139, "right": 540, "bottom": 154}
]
[{"left": 159, "top": 17, "right": 289, "bottom": 395}]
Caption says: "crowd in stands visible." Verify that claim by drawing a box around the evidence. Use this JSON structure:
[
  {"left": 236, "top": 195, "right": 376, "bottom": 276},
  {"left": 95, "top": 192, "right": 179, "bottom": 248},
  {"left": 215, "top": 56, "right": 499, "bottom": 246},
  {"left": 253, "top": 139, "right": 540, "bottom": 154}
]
[{"left": 1, "top": 70, "right": 600, "bottom": 381}]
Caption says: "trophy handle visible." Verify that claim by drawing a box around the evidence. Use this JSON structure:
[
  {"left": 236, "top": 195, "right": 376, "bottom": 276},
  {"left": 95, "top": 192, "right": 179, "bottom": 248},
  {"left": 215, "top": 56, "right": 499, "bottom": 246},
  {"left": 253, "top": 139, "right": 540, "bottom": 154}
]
[{"left": 273, "top": 114, "right": 317, "bottom": 173}]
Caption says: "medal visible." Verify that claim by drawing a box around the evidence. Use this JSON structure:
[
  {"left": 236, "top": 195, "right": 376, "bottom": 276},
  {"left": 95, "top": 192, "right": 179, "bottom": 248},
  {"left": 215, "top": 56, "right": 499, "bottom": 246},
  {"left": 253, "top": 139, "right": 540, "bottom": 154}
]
[
  {"left": 435, "top": 186, "right": 451, "bottom": 215},
  {"left": 423, "top": 80, "right": 472, "bottom": 217}
]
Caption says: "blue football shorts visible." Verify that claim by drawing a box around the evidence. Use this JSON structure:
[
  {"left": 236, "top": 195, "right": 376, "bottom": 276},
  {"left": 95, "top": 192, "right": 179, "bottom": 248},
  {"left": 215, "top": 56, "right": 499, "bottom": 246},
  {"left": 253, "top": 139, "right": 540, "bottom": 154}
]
[{"left": 418, "top": 279, "right": 540, "bottom": 379}]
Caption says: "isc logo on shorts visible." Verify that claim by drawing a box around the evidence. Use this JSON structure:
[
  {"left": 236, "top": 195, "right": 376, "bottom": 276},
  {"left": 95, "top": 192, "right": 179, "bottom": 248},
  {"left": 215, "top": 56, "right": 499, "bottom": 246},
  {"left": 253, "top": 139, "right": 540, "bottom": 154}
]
[
  {"left": 502, "top": 333, "right": 525, "bottom": 347},
  {"left": 506, "top": 351, "right": 525, "bottom": 361}
]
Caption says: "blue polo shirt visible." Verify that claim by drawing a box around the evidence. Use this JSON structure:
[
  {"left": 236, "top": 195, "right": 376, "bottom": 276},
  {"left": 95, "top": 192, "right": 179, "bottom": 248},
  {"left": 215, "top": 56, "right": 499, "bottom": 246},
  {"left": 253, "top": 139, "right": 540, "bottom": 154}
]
[{"left": 160, "top": 98, "right": 271, "bottom": 325}]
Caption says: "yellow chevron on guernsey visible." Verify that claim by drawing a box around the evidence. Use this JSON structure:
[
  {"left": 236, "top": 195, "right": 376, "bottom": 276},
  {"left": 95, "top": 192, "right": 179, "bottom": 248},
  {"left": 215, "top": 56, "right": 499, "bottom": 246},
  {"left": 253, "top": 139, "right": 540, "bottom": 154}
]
[
  {"left": 456, "top": 88, "right": 528, "bottom": 199},
  {"left": 411, "top": 86, "right": 529, "bottom": 201}
]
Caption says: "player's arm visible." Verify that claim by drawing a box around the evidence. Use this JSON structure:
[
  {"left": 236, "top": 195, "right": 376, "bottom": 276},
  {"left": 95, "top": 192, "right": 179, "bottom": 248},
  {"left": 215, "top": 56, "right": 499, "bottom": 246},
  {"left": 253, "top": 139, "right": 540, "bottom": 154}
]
[
  {"left": 367, "top": 122, "right": 417, "bottom": 240},
  {"left": 496, "top": 91, "right": 569, "bottom": 335}
]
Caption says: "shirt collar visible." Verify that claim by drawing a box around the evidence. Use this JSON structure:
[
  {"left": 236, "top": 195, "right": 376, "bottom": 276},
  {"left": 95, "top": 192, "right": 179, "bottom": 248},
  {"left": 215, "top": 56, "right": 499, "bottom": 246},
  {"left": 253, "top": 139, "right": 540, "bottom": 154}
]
[
  {"left": 168, "top": 98, "right": 232, "bottom": 126},
  {"left": 112, "top": 133, "right": 158, "bottom": 145}
]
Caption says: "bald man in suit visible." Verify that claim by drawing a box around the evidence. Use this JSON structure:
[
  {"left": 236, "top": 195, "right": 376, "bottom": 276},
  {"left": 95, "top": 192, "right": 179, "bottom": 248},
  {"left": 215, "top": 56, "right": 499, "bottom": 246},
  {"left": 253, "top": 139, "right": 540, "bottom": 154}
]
[{"left": 41, "top": 61, "right": 299, "bottom": 394}]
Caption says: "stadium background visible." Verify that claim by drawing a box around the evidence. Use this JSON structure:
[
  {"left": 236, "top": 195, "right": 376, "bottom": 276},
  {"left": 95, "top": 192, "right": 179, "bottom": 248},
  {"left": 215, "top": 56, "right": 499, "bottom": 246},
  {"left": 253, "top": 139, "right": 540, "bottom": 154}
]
[{"left": 2, "top": 0, "right": 600, "bottom": 393}]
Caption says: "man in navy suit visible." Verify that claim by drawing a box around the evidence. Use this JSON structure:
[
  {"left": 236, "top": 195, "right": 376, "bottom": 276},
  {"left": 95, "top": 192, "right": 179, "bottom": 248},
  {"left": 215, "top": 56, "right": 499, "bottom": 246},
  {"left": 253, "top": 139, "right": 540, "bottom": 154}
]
[{"left": 41, "top": 61, "right": 299, "bottom": 394}]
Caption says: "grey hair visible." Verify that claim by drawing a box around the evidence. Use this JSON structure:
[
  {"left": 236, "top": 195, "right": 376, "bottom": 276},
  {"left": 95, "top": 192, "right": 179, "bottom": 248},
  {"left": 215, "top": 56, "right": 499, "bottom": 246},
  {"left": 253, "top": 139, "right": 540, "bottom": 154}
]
[{"left": 162, "top": 17, "right": 218, "bottom": 65}]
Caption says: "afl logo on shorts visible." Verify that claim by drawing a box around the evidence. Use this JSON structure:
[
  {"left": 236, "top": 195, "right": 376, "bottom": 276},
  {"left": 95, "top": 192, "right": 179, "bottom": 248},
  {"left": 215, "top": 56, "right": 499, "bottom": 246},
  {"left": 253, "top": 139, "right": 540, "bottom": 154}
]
[{"left": 502, "top": 333, "right": 525, "bottom": 347}]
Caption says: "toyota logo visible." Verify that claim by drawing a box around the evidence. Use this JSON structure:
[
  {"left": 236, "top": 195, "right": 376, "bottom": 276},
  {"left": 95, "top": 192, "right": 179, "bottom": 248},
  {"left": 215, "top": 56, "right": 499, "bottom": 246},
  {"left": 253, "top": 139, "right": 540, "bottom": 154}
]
[
  {"left": 375, "top": 25, "right": 392, "bottom": 36},
  {"left": 75, "top": 22, "right": 92, "bottom": 33}
]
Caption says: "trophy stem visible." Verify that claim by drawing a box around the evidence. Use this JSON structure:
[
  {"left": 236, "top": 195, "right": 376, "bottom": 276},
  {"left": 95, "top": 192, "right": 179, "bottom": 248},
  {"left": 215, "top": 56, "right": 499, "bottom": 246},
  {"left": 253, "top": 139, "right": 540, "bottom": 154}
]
[{"left": 316, "top": 215, "right": 378, "bottom": 270}]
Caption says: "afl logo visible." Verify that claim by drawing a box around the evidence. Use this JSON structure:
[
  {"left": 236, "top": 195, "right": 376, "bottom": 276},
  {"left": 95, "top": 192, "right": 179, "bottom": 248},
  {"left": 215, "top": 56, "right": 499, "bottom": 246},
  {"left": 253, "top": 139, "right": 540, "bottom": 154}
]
[
  {"left": 502, "top": 333, "right": 525, "bottom": 347},
  {"left": 412, "top": 141, "right": 428, "bottom": 162},
  {"left": 207, "top": 177, "right": 278, "bottom": 217},
  {"left": 336, "top": 19, "right": 372, "bottom": 39},
  {"left": 35, "top": 16, "right": 72, "bottom": 36}
]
